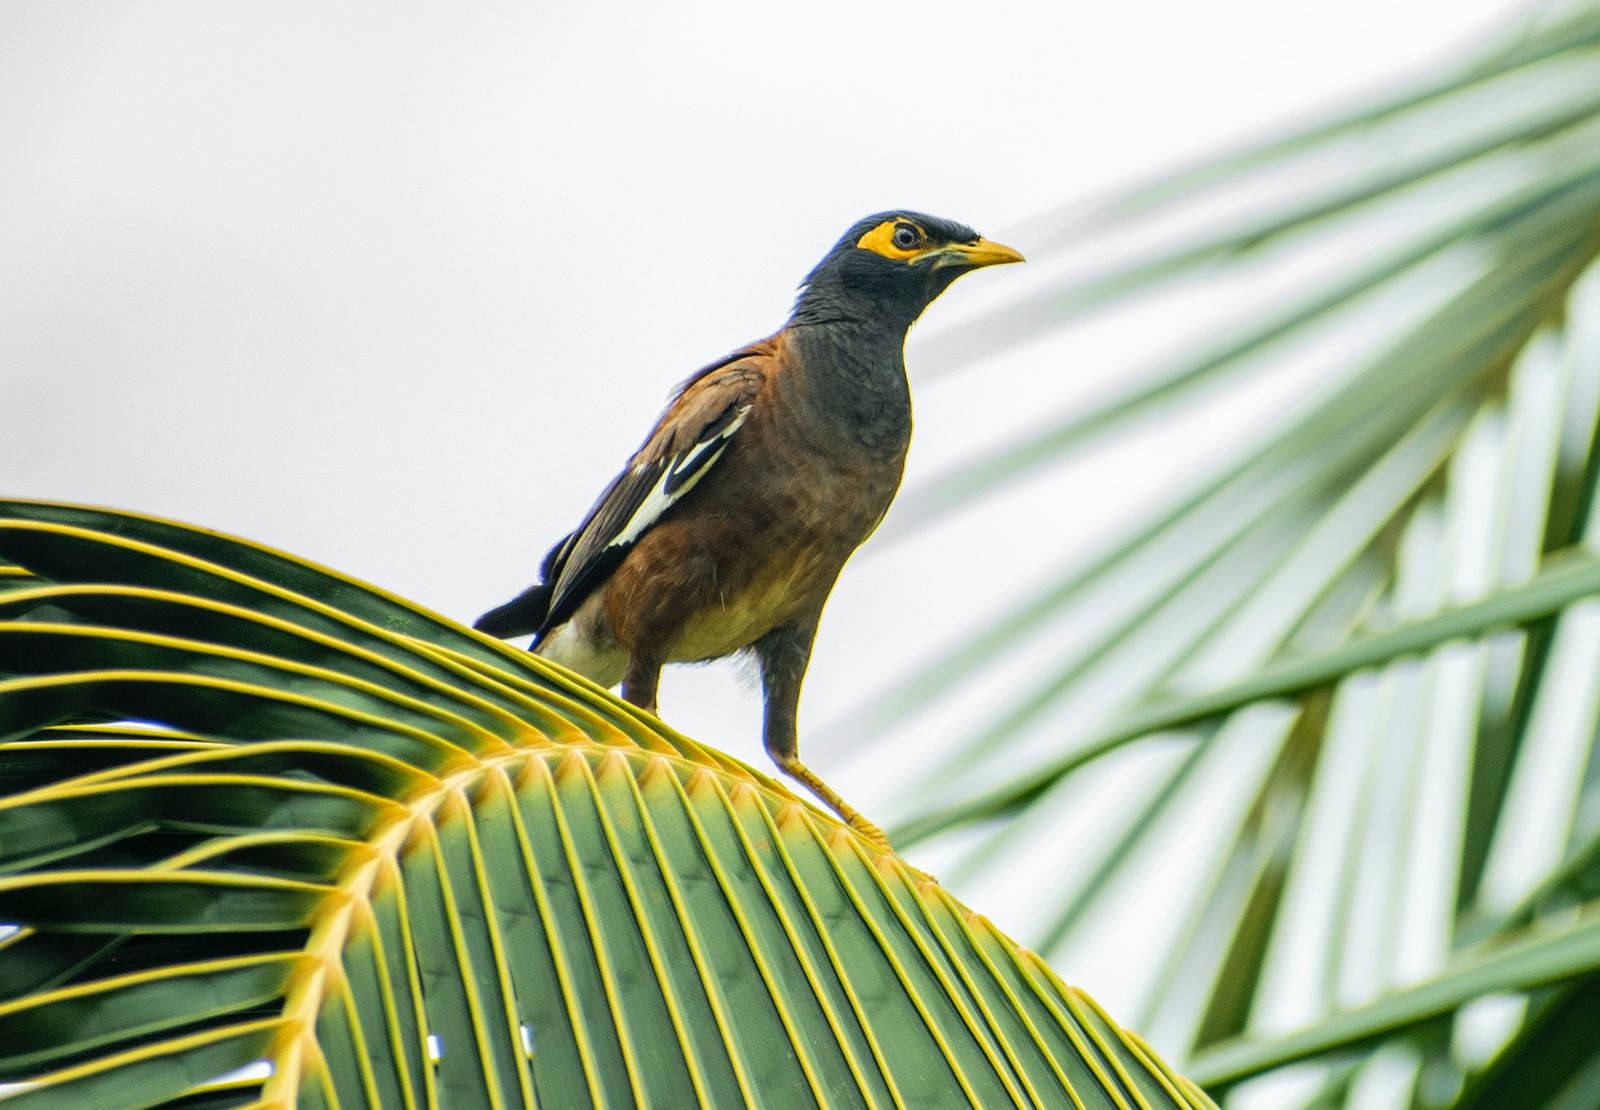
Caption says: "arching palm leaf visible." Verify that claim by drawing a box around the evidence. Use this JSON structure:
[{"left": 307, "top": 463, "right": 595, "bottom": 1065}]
[{"left": 0, "top": 500, "right": 1211, "bottom": 1110}]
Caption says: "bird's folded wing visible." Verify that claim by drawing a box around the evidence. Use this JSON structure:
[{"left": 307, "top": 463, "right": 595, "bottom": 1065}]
[{"left": 540, "top": 364, "right": 763, "bottom": 633}]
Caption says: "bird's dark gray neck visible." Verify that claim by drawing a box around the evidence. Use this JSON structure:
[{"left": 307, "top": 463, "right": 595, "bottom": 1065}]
[{"left": 785, "top": 320, "right": 913, "bottom": 457}]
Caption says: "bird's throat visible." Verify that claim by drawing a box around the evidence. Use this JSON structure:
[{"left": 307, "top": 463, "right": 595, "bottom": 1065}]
[{"left": 786, "top": 321, "right": 913, "bottom": 457}]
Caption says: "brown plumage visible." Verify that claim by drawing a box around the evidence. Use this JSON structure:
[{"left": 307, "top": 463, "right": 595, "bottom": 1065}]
[{"left": 477, "top": 211, "right": 1023, "bottom": 848}]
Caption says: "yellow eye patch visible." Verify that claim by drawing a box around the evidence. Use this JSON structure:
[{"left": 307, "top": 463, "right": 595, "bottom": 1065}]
[{"left": 855, "top": 219, "right": 925, "bottom": 260}]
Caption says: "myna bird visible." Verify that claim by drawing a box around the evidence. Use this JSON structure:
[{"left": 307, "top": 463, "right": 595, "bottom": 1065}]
[{"left": 476, "top": 211, "right": 1023, "bottom": 848}]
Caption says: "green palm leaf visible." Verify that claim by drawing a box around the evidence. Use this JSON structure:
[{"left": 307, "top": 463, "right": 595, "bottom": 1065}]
[
  {"left": 830, "top": 3, "right": 1600, "bottom": 1105},
  {"left": 0, "top": 501, "right": 1210, "bottom": 1109}
]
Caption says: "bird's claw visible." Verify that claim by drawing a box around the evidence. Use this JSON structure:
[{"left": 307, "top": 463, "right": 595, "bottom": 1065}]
[{"left": 848, "top": 813, "right": 893, "bottom": 854}]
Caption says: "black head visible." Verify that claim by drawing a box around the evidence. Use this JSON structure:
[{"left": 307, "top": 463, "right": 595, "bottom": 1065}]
[{"left": 790, "top": 211, "right": 1024, "bottom": 328}]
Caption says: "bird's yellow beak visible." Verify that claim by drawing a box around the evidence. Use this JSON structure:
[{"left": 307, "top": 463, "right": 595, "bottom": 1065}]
[{"left": 915, "top": 237, "right": 1026, "bottom": 269}]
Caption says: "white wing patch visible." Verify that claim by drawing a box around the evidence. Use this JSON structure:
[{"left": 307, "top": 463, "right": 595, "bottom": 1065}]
[{"left": 610, "top": 406, "right": 749, "bottom": 548}]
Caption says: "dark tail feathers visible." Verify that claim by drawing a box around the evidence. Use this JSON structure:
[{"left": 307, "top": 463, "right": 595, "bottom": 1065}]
[{"left": 473, "top": 582, "right": 553, "bottom": 639}]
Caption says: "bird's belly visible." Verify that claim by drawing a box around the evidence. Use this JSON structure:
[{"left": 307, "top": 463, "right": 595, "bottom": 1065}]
[{"left": 665, "top": 553, "right": 819, "bottom": 663}]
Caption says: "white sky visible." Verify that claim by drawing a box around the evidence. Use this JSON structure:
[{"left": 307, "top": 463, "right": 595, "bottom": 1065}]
[{"left": 0, "top": 0, "right": 1531, "bottom": 974}]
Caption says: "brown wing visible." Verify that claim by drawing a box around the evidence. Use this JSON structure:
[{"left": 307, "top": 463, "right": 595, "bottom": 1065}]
[{"left": 536, "top": 358, "right": 765, "bottom": 636}]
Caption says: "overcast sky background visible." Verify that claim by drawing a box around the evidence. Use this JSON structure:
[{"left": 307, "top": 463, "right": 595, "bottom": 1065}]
[{"left": 0, "top": 0, "right": 1535, "bottom": 1015}]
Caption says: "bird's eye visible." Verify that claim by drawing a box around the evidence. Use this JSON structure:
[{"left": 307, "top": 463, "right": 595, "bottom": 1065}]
[{"left": 892, "top": 224, "right": 920, "bottom": 251}]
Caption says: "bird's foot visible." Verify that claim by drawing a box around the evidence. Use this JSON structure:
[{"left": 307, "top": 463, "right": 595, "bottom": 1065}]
[
  {"left": 846, "top": 812, "right": 893, "bottom": 854},
  {"left": 773, "top": 753, "right": 895, "bottom": 854}
]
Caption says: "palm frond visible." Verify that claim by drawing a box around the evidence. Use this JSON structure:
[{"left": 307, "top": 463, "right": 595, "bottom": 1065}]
[
  {"left": 0, "top": 500, "right": 1209, "bottom": 1109},
  {"left": 825, "top": 3, "right": 1600, "bottom": 1105}
]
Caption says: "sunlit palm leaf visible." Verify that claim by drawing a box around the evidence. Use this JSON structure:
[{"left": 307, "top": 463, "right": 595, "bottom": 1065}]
[{"left": 0, "top": 501, "right": 1210, "bottom": 1110}]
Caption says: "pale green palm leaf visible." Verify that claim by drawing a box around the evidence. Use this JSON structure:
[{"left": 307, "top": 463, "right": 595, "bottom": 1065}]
[{"left": 831, "top": 3, "right": 1600, "bottom": 1106}]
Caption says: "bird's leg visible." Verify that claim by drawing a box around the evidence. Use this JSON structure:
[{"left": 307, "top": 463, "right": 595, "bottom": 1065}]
[
  {"left": 754, "top": 621, "right": 892, "bottom": 853},
  {"left": 621, "top": 653, "right": 663, "bottom": 716}
]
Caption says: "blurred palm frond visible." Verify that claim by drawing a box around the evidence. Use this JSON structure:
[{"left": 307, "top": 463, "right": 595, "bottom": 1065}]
[{"left": 835, "top": 4, "right": 1600, "bottom": 1106}]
